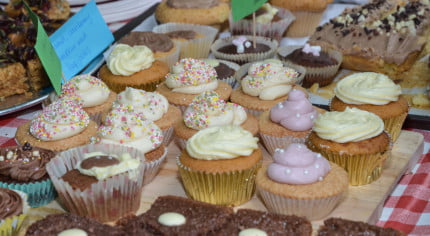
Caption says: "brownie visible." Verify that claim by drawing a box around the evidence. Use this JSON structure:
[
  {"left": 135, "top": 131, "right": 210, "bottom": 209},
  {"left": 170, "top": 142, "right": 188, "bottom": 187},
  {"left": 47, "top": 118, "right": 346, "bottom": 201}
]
[
  {"left": 219, "top": 209, "right": 312, "bottom": 236},
  {"left": 214, "top": 62, "right": 235, "bottom": 80},
  {"left": 217, "top": 43, "right": 270, "bottom": 54},
  {"left": 119, "top": 195, "right": 234, "bottom": 236},
  {"left": 317, "top": 218, "right": 406, "bottom": 236},
  {"left": 25, "top": 213, "right": 125, "bottom": 236},
  {"left": 285, "top": 48, "right": 338, "bottom": 67}
]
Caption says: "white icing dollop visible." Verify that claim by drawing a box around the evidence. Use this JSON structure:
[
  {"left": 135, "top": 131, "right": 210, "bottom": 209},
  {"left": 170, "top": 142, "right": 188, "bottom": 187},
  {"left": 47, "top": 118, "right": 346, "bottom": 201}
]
[
  {"left": 107, "top": 44, "right": 154, "bottom": 76},
  {"left": 158, "top": 212, "right": 186, "bottom": 226},
  {"left": 61, "top": 74, "right": 110, "bottom": 107},
  {"left": 58, "top": 228, "right": 88, "bottom": 236}
]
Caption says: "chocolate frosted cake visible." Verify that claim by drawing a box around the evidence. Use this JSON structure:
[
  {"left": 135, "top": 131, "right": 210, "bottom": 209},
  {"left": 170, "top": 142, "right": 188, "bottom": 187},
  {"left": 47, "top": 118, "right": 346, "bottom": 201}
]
[
  {"left": 0, "top": 142, "right": 57, "bottom": 207},
  {"left": 119, "top": 195, "right": 234, "bottom": 235},
  {"left": 317, "top": 218, "right": 406, "bottom": 236},
  {"left": 285, "top": 48, "right": 338, "bottom": 68},
  {"left": 219, "top": 209, "right": 312, "bottom": 236},
  {"left": 25, "top": 213, "right": 125, "bottom": 236}
]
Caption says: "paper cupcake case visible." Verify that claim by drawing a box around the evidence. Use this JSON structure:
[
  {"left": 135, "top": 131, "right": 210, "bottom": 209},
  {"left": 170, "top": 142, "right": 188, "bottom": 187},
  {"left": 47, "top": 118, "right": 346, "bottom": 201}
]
[
  {"left": 0, "top": 179, "right": 56, "bottom": 208},
  {"left": 161, "top": 126, "right": 175, "bottom": 146},
  {"left": 259, "top": 133, "right": 307, "bottom": 156},
  {"left": 46, "top": 143, "right": 146, "bottom": 222},
  {"left": 177, "top": 157, "right": 262, "bottom": 206},
  {"left": 211, "top": 59, "right": 241, "bottom": 89},
  {"left": 211, "top": 36, "right": 279, "bottom": 65},
  {"left": 280, "top": 45, "right": 342, "bottom": 88},
  {"left": 257, "top": 186, "right": 345, "bottom": 220},
  {"left": 143, "top": 147, "right": 168, "bottom": 185},
  {"left": 0, "top": 190, "right": 29, "bottom": 236},
  {"left": 156, "top": 44, "right": 180, "bottom": 69},
  {"left": 153, "top": 23, "right": 219, "bottom": 59},
  {"left": 229, "top": 7, "right": 296, "bottom": 41}
]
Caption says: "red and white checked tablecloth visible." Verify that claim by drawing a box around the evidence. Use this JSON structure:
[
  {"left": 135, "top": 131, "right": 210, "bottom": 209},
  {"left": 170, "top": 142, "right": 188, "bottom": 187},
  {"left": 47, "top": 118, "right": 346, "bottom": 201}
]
[{"left": 1, "top": 105, "right": 429, "bottom": 235}]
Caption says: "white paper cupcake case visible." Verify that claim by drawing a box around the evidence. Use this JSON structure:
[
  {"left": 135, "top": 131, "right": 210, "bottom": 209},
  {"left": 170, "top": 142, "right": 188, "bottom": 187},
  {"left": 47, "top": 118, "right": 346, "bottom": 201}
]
[
  {"left": 143, "top": 147, "right": 168, "bottom": 185},
  {"left": 46, "top": 143, "right": 146, "bottom": 222},
  {"left": 257, "top": 186, "right": 345, "bottom": 220},
  {"left": 157, "top": 44, "right": 180, "bottom": 69},
  {"left": 161, "top": 126, "right": 175, "bottom": 146},
  {"left": 153, "top": 23, "right": 219, "bottom": 59}
]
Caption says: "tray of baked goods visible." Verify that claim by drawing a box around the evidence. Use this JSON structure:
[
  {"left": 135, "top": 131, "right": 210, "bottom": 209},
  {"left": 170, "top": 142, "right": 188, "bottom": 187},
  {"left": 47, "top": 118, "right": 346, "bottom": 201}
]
[{"left": 0, "top": 0, "right": 428, "bottom": 235}]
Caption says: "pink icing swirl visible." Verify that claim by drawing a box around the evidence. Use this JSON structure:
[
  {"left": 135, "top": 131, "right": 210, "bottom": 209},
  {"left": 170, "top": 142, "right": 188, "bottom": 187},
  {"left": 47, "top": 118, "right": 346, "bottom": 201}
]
[
  {"left": 267, "top": 143, "right": 331, "bottom": 185},
  {"left": 269, "top": 89, "right": 318, "bottom": 131}
]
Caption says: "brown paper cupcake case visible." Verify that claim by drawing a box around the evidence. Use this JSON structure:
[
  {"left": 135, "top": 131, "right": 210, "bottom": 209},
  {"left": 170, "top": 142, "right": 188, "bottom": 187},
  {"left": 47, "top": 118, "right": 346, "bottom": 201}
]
[
  {"left": 46, "top": 143, "right": 146, "bottom": 222},
  {"left": 153, "top": 23, "right": 219, "bottom": 59},
  {"left": 177, "top": 156, "right": 262, "bottom": 206}
]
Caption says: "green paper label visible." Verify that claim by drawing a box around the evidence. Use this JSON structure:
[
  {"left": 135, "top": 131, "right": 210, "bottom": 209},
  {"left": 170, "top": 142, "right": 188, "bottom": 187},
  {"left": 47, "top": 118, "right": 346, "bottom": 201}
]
[{"left": 231, "top": 0, "right": 268, "bottom": 22}]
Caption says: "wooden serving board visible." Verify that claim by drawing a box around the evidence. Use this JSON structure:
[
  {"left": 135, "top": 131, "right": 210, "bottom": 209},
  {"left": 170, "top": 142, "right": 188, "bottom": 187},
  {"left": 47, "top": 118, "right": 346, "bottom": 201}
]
[{"left": 20, "top": 130, "right": 424, "bottom": 235}]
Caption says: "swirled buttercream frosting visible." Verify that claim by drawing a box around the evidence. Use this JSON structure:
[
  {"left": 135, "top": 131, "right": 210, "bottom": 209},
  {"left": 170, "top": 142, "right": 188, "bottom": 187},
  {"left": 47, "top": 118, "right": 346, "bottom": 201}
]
[
  {"left": 119, "top": 32, "right": 174, "bottom": 53},
  {"left": 0, "top": 188, "right": 23, "bottom": 219},
  {"left": 335, "top": 72, "right": 402, "bottom": 105},
  {"left": 241, "top": 59, "right": 300, "bottom": 100},
  {"left": 165, "top": 58, "right": 218, "bottom": 94},
  {"left": 167, "top": 0, "right": 219, "bottom": 9},
  {"left": 0, "top": 143, "right": 55, "bottom": 182},
  {"left": 313, "top": 107, "right": 384, "bottom": 143},
  {"left": 115, "top": 87, "right": 169, "bottom": 121},
  {"left": 98, "top": 104, "right": 163, "bottom": 153},
  {"left": 184, "top": 91, "right": 247, "bottom": 130},
  {"left": 186, "top": 125, "right": 258, "bottom": 160},
  {"left": 270, "top": 89, "right": 318, "bottom": 131},
  {"left": 30, "top": 97, "right": 90, "bottom": 141},
  {"left": 76, "top": 152, "right": 140, "bottom": 180},
  {"left": 61, "top": 74, "right": 110, "bottom": 107},
  {"left": 267, "top": 143, "right": 331, "bottom": 184},
  {"left": 107, "top": 44, "right": 154, "bottom": 76}
]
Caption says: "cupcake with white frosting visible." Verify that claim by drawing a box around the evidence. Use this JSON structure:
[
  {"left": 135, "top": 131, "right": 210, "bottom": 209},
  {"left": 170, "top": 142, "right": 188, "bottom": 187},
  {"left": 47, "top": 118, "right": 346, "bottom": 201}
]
[
  {"left": 330, "top": 72, "right": 409, "bottom": 142},
  {"left": 59, "top": 74, "right": 116, "bottom": 124},
  {"left": 306, "top": 107, "right": 392, "bottom": 185},
  {"left": 98, "top": 44, "right": 169, "bottom": 93},
  {"left": 15, "top": 97, "right": 98, "bottom": 152},
  {"left": 230, "top": 59, "right": 306, "bottom": 117},
  {"left": 114, "top": 87, "right": 182, "bottom": 146},
  {"left": 256, "top": 143, "right": 348, "bottom": 220},
  {"left": 156, "top": 58, "right": 232, "bottom": 112},
  {"left": 173, "top": 90, "right": 259, "bottom": 150},
  {"left": 96, "top": 104, "right": 167, "bottom": 185}
]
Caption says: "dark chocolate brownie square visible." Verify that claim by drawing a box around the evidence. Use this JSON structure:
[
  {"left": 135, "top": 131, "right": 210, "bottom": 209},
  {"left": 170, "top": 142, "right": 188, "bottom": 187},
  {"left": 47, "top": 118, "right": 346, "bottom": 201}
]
[
  {"left": 317, "top": 217, "right": 406, "bottom": 236},
  {"left": 119, "top": 195, "right": 234, "bottom": 236}
]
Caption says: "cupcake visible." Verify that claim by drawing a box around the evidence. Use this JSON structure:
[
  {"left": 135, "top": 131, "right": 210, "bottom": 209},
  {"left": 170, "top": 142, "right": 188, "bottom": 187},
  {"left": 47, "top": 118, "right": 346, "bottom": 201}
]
[
  {"left": 154, "top": 0, "right": 230, "bottom": 29},
  {"left": 259, "top": 89, "right": 323, "bottom": 156},
  {"left": 219, "top": 208, "right": 312, "bottom": 236},
  {"left": 118, "top": 31, "right": 180, "bottom": 67},
  {"left": 306, "top": 107, "right": 392, "bottom": 186},
  {"left": 15, "top": 97, "right": 98, "bottom": 152},
  {"left": 0, "top": 188, "right": 29, "bottom": 236},
  {"left": 59, "top": 74, "right": 117, "bottom": 124},
  {"left": 230, "top": 59, "right": 306, "bottom": 117},
  {"left": 174, "top": 90, "right": 259, "bottom": 150},
  {"left": 200, "top": 58, "right": 240, "bottom": 88},
  {"left": 25, "top": 213, "right": 125, "bottom": 236},
  {"left": 330, "top": 72, "right": 409, "bottom": 142},
  {"left": 229, "top": 3, "right": 295, "bottom": 41},
  {"left": 119, "top": 195, "right": 234, "bottom": 235},
  {"left": 256, "top": 143, "right": 349, "bottom": 220},
  {"left": 46, "top": 144, "right": 146, "bottom": 222},
  {"left": 177, "top": 125, "right": 262, "bottom": 206},
  {"left": 156, "top": 58, "right": 232, "bottom": 112},
  {"left": 279, "top": 43, "right": 343, "bottom": 88},
  {"left": 98, "top": 44, "right": 169, "bottom": 93},
  {"left": 114, "top": 87, "right": 182, "bottom": 146},
  {"left": 270, "top": 0, "right": 333, "bottom": 37},
  {"left": 153, "top": 23, "right": 219, "bottom": 59},
  {"left": 0, "top": 143, "right": 56, "bottom": 207},
  {"left": 96, "top": 104, "right": 167, "bottom": 185},
  {"left": 211, "top": 35, "right": 279, "bottom": 65}
]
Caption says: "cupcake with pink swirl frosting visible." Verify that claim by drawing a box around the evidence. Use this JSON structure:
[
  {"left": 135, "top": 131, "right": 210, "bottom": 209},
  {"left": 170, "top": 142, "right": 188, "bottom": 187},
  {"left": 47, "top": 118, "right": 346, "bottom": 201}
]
[
  {"left": 259, "top": 89, "right": 324, "bottom": 155},
  {"left": 256, "top": 143, "right": 348, "bottom": 220},
  {"left": 15, "top": 97, "right": 98, "bottom": 152}
]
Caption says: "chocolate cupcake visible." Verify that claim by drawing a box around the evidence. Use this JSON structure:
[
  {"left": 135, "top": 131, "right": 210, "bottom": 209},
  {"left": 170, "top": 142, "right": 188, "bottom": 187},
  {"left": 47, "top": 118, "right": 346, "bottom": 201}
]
[
  {"left": 0, "top": 188, "right": 29, "bottom": 236},
  {"left": 211, "top": 35, "right": 278, "bottom": 65},
  {"left": 25, "top": 213, "right": 125, "bottom": 236},
  {"left": 119, "top": 31, "right": 180, "bottom": 67},
  {"left": 279, "top": 43, "right": 342, "bottom": 88},
  {"left": 0, "top": 143, "right": 56, "bottom": 207},
  {"left": 200, "top": 58, "right": 240, "bottom": 88}
]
